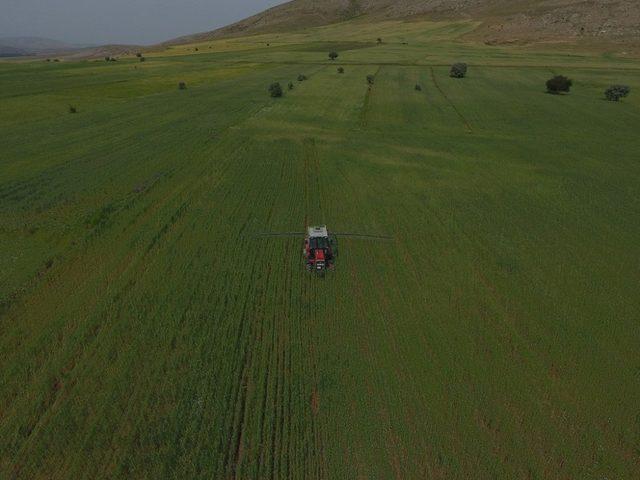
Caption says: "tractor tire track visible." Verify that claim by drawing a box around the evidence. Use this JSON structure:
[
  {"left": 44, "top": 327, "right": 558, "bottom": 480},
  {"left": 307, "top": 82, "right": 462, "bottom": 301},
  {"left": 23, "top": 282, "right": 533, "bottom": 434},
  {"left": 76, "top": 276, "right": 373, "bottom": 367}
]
[
  {"left": 279, "top": 241, "right": 294, "bottom": 480},
  {"left": 222, "top": 146, "right": 297, "bottom": 478},
  {"left": 301, "top": 137, "right": 329, "bottom": 478},
  {"left": 225, "top": 258, "right": 274, "bottom": 479},
  {"left": 219, "top": 263, "right": 257, "bottom": 477},
  {"left": 224, "top": 141, "right": 303, "bottom": 478},
  {"left": 360, "top": 66, "right": 381, "bottom": 128},
  {"left": 256, "top": 238, "right": 293, "bottom": 478},
  {"left": 303, "top": 280, "right": 329, "bottom": 480},
  {"left": 303, "top": 140, "right": 311, "bottom": 227},
  {"left": 303, "top": 138, "right": 323, "bottom": 223},
  {"left": 309, "top": 267, "right": 329, "bottom": 473},
  {"left": 430, "top": 67, "right": 473, "bottom": 133}
]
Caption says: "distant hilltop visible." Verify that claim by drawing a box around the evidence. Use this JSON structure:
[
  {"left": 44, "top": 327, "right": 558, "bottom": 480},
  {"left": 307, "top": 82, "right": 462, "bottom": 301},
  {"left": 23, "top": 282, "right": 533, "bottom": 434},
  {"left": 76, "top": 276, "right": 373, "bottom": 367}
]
[
  {"left": 167, "top": 0, "right": 640, "bottom": 47},
  {"left": 0, "top": 36, "right": 141, "bottom": 60},
  {"left": 0, "top": 37, "right": 83, "bottom": 56},
  {"left": 0, "top": 45, "right": 28, "bottom": 58}
]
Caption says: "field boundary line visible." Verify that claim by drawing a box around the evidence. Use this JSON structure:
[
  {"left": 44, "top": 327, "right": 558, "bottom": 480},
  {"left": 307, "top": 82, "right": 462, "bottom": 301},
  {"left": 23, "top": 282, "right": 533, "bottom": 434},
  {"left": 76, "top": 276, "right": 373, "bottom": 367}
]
[
  {"left": 430, "top": 67, "right": 473, "bottom": 133},
  {"left": 208, "top": 60, "right": 640, "bottom": 71}
]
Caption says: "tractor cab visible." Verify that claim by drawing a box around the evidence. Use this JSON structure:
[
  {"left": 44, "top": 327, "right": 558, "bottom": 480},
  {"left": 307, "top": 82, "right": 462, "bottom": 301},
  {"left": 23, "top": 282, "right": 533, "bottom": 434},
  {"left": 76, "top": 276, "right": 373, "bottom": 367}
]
[{"left": 304, "top": 225, "right": 336, "bottom": 274}]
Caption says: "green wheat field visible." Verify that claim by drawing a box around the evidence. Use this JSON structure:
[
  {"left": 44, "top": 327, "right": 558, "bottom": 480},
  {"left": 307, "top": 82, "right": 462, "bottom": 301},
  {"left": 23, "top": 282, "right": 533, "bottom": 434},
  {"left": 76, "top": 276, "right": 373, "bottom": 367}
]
[{"left": 1, "top": 19, "right": 639, "bottom": 479}]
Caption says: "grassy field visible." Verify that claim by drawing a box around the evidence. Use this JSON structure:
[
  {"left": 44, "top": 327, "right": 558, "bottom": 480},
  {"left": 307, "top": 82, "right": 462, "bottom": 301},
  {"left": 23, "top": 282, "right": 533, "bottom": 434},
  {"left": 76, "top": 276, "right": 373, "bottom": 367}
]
[{"left": 1, "top": 19, "right": 639, "bottom": 479}]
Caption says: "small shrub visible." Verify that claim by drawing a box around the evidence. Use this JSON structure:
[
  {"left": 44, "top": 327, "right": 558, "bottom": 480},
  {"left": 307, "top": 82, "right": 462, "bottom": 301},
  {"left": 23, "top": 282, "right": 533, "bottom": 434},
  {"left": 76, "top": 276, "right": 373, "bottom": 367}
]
[
  {"left": 297, "top": 74, "right": 307, "bottom": 82},
  {"left": 136, "top": 53, "right": 142, "bottom": 58},
  {"left": 53, "top": 59, "right": 60, "bottom": 62},
  {"left": 377, "top": 37, "right": 383, "bottom": 44},
  {"left": 69, "top": 105, "right": 77, "bottom": 114},
  {"left": 178, "top": 82, "right": 187, "bottom": 90},
  {"left": 195, "top": 47, "right": 199, "bottom": 51},
  {"left": 105, "top": 57, "right": 110, "bottom": 62},
  {"left": 329, "top": 51, "right": 338, "bottom": 61},
  {"left": 415, "top": 84, "right": 422, "bottom": 91},
  {"left": 546, "top": 75, "right": 572, "bottom": 94},
  {"left": 269, "top": 82, "right": 283, "bottom": 97},
  {"left": 366, "top": 74, "right": 375, "bottom": 85},
  {"left": 337, "top": 67, "right": 344, "bottom": 74},
  {"left": 288, "top": 81, "right": 294, "bottom": 90},
  {"left": 139, "top": 57, "right": 146, "bottom": 62},
  {"left": 450, "top": 63, "right": 467, "bottom": 78},
  {"left": 604, "top": 84, "right": 630, "bottom": 101},
  {"left": 46, "top": 58, "right": 51, "bottom": 62}
]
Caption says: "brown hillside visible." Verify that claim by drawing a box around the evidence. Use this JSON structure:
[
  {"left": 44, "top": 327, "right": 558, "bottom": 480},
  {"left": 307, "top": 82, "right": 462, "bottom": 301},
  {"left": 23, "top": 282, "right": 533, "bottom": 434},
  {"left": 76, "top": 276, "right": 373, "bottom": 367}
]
[{"left": 167, "top": 0, "right": 640, "bottom": 46}]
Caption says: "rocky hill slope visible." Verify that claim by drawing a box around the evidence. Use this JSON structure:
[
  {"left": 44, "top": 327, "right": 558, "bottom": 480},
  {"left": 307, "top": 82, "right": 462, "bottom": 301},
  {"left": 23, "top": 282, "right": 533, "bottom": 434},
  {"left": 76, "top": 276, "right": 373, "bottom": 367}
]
[{"left": 168, "top": 0, "right": 640, "bottom": 46}]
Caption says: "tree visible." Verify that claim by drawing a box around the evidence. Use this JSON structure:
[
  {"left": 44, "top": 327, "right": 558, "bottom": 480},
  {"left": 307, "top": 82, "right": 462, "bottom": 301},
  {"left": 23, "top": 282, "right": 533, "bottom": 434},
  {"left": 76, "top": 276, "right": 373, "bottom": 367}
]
[
  {"left": 604, "top": 84, "right": 630, "bottom": 101},
  {"left": 69, "top": 105, "right": 77, "bottom": 114},
  {"left": 136, "top": 53, "right": 142, "bottom": 58},
  {"left": 139, "top": 57, "right": 146, "bottom": 62},
  {"left": 337, "top": 67, "right": 344, "bottom": 74},
  {"left": 269, "top": 82, "right": 283, "bottom": 97},
  {"left": 329, "top": 51, "right": 339, "bottom": 61},
  {"left": 377, "top": 37, "right": 382, "bottom": 44},
  {"left": 450, "top": 63, "right": 468, "bottom": 78},
  {"left": 546, "top": 75, "right": 572, "bottom": 94},
  {"left": 297, "top": 74, "right": 307, "bottom": 82},
  {"left": 288, "top": 81, "right": 294, "bottom": 90},
  {"left": 415, "top": 84, "right": 422, "bottom": 91},
  {"left": 179, "top": 82, "right": 187, "bottom": 90},
  {"left": 366, "top": 74, "right": 375, "bottom": 85}
]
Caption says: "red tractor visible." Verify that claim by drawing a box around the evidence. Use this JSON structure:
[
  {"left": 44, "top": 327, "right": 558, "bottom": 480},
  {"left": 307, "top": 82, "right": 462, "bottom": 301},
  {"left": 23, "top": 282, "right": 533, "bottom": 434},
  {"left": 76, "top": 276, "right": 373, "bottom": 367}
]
[
  {"left": 258, "top": 225, "right": 391, "bottom": 276},
  {"left": 303, "top": 225, "right": 337, "bottom": 274}
]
